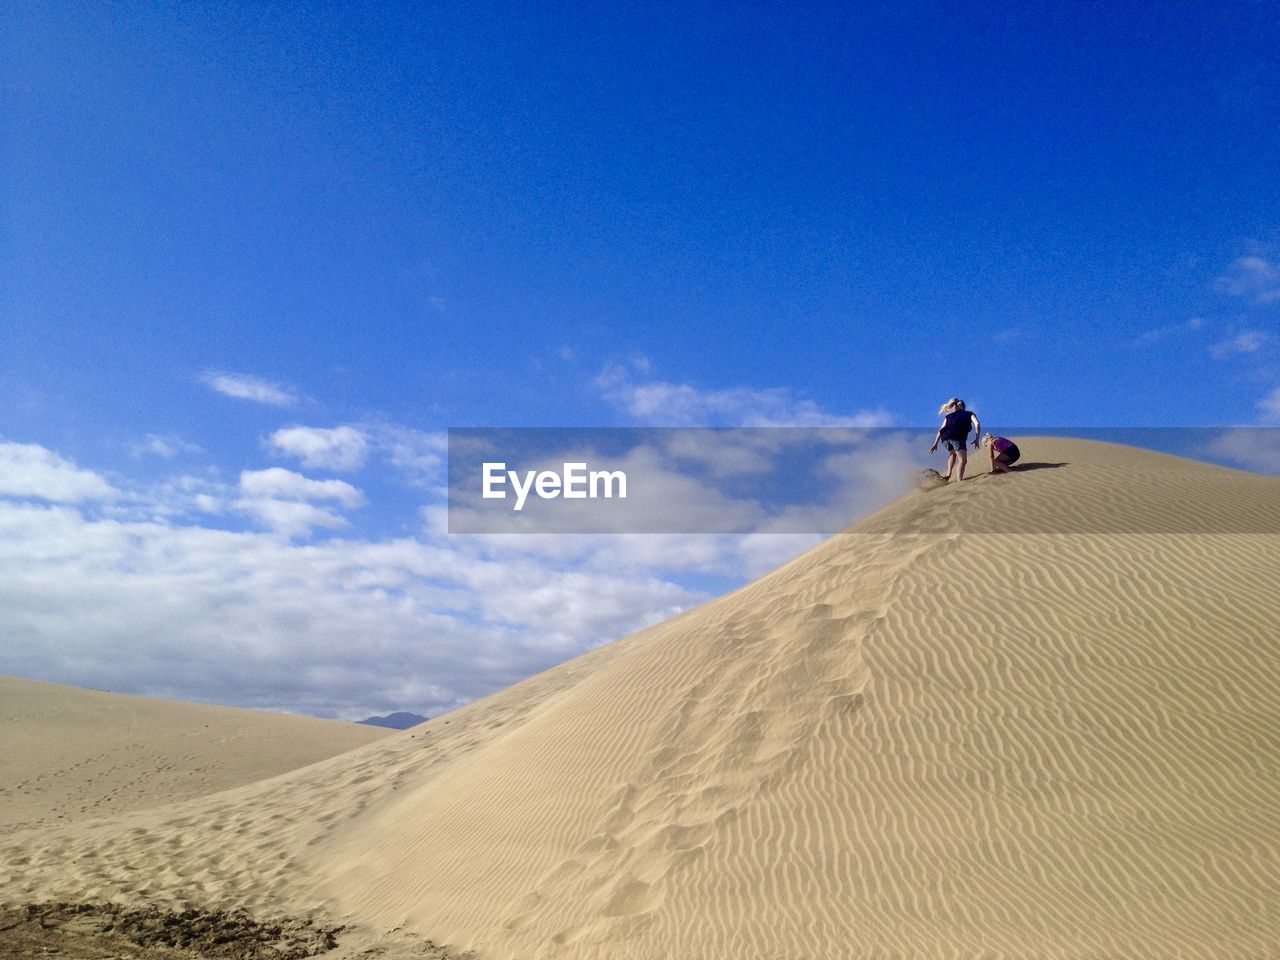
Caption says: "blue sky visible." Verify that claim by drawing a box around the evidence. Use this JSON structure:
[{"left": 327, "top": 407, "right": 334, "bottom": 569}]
[{"left": 1, "top": 2, "right": 1278, "bottom": 717}]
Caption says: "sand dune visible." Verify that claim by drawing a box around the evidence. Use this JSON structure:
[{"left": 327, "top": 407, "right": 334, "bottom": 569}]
[
  {"left": 0, "top": 676, "right": 389, "bottom": 831},
  {"left": 3, "top": 438, "right": 1278, "bottom": 959}
]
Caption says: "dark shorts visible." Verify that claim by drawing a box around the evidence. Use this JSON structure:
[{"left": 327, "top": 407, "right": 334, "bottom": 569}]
[
  {"left": 942, "top": 438, "right": 969, "bottom": 452},
  {"left": 995, "top": 443, "right": 1021, "bottom": 465}
]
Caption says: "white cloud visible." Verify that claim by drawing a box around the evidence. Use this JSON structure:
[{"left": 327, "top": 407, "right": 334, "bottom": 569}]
[
  {"left": 200, "top": 371, "right": 298, "bottom": 406},
  {"left": 102, "top": 473, "right": 230, "bottom": 524},
  {"left": 194, "top": 493, "right": 224, "bottom": 514},
  {"left": 264, "top": 422, "right": 445, "bottom": 485},
  {"left": 1204, "top": 428, "right": 1280, "bottom": 474},
  {"left": 1259, "top": 388, "right": 1280, "bottom": 423},
  {"left": 661, "top": 429, "right": 778, "bottom": 477},
  {"left": 232, "top": 468, "right": 366, "bottom": 537},
  {"left": 235, "top": 498, "right": 350, "bottom": 538},
  {"left": 268, "top": 425, "right": 370, "bottom": 471},
  {"left": 0, "top": 441, "right": 120, "bottom": 502},
  {"left": 1136, "top": 316, "right": 1204, "bottom": 345},
  {"left": 238, "top": 468, "right": 365, "bottom": 507},
  {"left": 380, "top": 426, "right": 447, "bottom": 487},
  {"left": 1216, "top": 253, "right": 1280, "bottom": 304},
  {"left": 595, "top": 362, "right": 893, "bottom": 427},
  {"left": 131, "top": 434, "right": 204, "bottom": 460},
  {"left": 1210, "top": 330, "right": 1269, "bottom": 358}
]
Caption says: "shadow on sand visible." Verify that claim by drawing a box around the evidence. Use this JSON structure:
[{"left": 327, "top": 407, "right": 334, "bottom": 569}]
[{"left": 1012, "top": 461, "right": 1069, "bottom": 471}]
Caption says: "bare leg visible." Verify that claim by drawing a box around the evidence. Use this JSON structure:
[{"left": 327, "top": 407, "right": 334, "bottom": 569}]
[
  {"left": 956, "top": 448, "right": 968, "bottom": 481},
  {"left": 991, "top": 456, "right": 1013, "bottom": 474},
  {"left": 942, "top": 451, "right": 957, "bottom": 480}
]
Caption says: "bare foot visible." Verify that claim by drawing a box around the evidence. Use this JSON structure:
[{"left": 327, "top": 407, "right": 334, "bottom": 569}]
[{"left": 917, "top": 469, "right": 948, "bottom": 490}]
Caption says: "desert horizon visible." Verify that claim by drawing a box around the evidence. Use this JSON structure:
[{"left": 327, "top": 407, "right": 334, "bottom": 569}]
[{"left": 4, "top": 437, "right": 1279, "bottom": 959}]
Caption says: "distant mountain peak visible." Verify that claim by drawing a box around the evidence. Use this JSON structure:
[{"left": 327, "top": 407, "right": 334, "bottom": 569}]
[{"left": 358, "top": 711, "right": 426, "bottom": 730}]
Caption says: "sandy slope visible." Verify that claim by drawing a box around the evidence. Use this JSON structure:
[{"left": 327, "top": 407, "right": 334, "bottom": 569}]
[
  {"left": 0, "top": 676, "right": 389, "bottom": 831},
  {"left": 3, "top": 438, "right": 1278, "bottom": 959}
]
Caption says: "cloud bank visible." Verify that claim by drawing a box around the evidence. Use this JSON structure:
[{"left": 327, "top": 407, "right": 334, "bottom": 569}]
[{"left": 0, "top": 440, "right": 755, "bottom": 720}]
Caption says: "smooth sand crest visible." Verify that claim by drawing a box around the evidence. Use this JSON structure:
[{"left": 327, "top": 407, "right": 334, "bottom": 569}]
[
  {"left": 3, "top": 438, "right": 1278, "bottom": 959},
  {"left": 0, "top": 676, "right": 390, "bottom": 831}
]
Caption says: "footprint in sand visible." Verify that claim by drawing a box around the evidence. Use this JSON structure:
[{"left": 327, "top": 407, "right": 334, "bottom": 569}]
[{"left": 602, "top": 876, "right": 658, "bottom": 917}]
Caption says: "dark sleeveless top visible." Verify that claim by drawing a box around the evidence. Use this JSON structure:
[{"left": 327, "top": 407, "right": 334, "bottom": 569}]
[{"left": 940, "top": 409, "right": 974, "bottom": 441}]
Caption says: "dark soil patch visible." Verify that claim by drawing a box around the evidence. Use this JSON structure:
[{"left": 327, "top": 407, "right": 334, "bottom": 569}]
[{"left": 0, "top": 902, "right": 341, "bottom": 959}]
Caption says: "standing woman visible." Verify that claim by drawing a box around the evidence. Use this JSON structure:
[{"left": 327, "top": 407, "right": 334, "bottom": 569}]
[{"left": 929, "top": 398, "right": 981, "bottom": 481}]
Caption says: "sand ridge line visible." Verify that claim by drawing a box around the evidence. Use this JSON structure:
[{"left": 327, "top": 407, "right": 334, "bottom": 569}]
[{"left": 0, "top": 676, "right": 390, "bottom": 832}]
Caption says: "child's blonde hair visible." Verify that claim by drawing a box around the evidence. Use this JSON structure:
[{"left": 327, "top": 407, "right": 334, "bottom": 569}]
[{"left": 938, "top": 397, "right": 963, "bottom": 415}]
